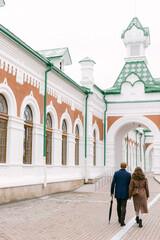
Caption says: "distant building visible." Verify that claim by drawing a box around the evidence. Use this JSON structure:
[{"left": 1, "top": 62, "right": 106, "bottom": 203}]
[{"left": 0, "top": 18, "right": 160, "bottom": 203}]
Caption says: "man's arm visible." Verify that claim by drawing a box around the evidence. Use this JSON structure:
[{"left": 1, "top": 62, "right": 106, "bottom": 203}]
[{"left": 111, "top": 173, "right": 116, "bottom": 196}]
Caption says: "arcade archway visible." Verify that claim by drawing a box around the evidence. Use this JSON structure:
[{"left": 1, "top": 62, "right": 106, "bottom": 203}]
[{"left": 106, "top": 115, "right": 160, "bottom": 174}]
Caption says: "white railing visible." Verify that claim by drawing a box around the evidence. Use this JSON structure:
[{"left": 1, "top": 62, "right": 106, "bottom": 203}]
[{"left": 95, "top": 170, "right": 113, "bottom": 191}]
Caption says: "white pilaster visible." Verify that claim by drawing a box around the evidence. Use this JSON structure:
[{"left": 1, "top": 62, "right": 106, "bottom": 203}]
[
  {"left": 52, "top": 129, "right": 62, "bottom": 166},
  {"left": 6, "top": 116, "right": 24, "bottom": 165}
]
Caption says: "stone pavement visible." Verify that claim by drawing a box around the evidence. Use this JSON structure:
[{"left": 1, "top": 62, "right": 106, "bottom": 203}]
[{"left": 0, "top": 174, "right": 159, "bottom": 240}]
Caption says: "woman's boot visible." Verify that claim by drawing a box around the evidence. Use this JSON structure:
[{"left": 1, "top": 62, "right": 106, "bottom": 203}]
[
  {"left": 135, "top": 216, "right": 139, "bottom": 224},
  {"left": 139, "top": 219, "right": 143, "bottom": 228}
]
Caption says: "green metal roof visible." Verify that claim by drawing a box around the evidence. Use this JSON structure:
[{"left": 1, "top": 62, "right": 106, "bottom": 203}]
[
  {"left": 0, "top": 24, "right": 87, "bottom": 95},
  {"left": 104, "top": 61, "right": 160, "bottom": 94},
  {"left": 38, "top": 47, "right": 72, "bottom": 65},
  {"left": 79, "top": 57, "right": 96, "bottom": 64},
  {"left": 0, "top": 24, "right": 51, "bottom": 66},
  {"left": 121, "top": 17, "right": 149, "bottom": 39},
  {"left": 93, "top": 84, "right": 104, "bottom": 94}
]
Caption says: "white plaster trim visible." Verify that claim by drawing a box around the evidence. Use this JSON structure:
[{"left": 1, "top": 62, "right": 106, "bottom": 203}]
[
  {"left": 107, "top": 115, "right": 160, "bottom": 141},
  {"left": 73, "top": 117, "right": 83, "bottom": 137},
  {"left": 47, "top": 103, "right": 58, "bottom": 129},
  {"left": 60, "top": 110, "right": 72, "bottom": 134},
  {"left": 92, "top": 122, "right": 100, "bottom": 140},
  {"left": 20, "top": 95, "right": 40, "bottom": 124},
  {"left": 0, "top": 83, "right": 17, "bottom": 116}
]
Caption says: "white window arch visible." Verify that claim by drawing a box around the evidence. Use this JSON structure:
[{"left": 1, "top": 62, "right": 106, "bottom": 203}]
[
  {"left": 92, "top": 122, "right": 100, "bottom": 166},
  {"left": 60, "top": 110, "right": 72, "bottom": 166},
  {"left": 20, "top": 95, "right": 40, "bottom": 164}
]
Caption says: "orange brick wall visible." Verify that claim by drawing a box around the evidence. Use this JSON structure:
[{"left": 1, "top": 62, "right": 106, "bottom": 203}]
[
  {"left": 92, "top": 115, "right": 103, "bottom": 141},
  {"left": 107, "top": 116, "right": 122, "bottom": 131},
  {"left": 145, "top": 115, "right": 160, "bottom": 130},
  {"left": 145, "top": 143, "right": 151, "bottom": 150},
  {"left": 0, "top": 63, "right": 83, "bottom": 132},
  {"left": 47, "top": 95, "right": 83, "bottom": 131}
]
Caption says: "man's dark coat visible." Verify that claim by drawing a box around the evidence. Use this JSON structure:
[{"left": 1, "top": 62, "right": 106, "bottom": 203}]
[{"left": 111, "top": 169, "right": 131, "bottom": 199}]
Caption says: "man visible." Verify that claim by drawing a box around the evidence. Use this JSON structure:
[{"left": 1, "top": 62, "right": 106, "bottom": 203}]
[{"left": 111, "top": 162, "right": 131, "bottom": 226}]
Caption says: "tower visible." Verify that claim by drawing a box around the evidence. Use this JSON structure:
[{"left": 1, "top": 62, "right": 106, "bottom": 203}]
[
  {"left": 121, "top": 17, "right": 150, "bottom": 64},
  {"left": 79, "top": 57, "right": 95, "bottom": 91}
]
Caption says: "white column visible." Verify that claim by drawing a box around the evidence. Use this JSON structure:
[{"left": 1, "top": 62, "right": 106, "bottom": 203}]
[
  {"left": 86, "top": 136, "right": 93, "bottom": 166},
  {"left": 67, "top": 133, "right": 75, "bottom": 166},
  {"left": 52, "top": 129, "right": 62, "bottom": 166},
  {"left": 152, "top": 142, "right": 160, "bottom": 174},
  {"left": 32, "top": 123, "right": 43, "bottom": 165},
  {"left": 106, "top": 141, "right": 115, "bottom": 173},
  {"left": 6, "top": 116, "right": 24, "bottom": 165},
  {"left": 79, "top": 137, "right": 85, "bottom": 166}
]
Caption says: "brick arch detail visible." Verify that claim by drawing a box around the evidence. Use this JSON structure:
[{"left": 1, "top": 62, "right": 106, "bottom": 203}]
[
  {"left": 93, "top": 115, "right": 103, "bottom": 141},
  {"left": 145, "top": 115, "right": 160, "bottom": 130}
]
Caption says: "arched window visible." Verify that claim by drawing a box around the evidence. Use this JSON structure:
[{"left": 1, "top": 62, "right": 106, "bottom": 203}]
[
  {"left": 62, "top": 119, "right": 67, "bottom": 165},
  {"left": 0, "top": 94, "right": 8, "bottom": 163},
  {"left": 75, "top": 125, "right": 79, "bottom": 165},
  {"left": 93, "top": 129, "right": 96, "bottom": 166},
  {"left": 23, "top": 105, "right": 33, "bottom": 164},
  {"left": 46, "top": 113, "right": 52, "bottom": 165}
]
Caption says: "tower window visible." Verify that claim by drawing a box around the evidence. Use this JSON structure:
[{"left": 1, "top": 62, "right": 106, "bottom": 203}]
[{"left": 131, "top": 45, "right": 140, "bottom": 56}]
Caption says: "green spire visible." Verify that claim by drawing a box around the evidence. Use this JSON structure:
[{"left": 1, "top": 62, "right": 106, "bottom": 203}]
[{"left": 121, "top": 17, "right": 149, "bottom": 38}]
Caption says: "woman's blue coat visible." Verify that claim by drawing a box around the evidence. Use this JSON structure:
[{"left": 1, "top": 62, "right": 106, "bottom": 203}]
[{"left": 111, "top": 169, "right": 131, "bottom": 199}]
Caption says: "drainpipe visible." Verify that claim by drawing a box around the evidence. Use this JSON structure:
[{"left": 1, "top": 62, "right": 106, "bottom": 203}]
[
  {"left": 103, "top": 95, "right": 107, "bottom": 166},
  {"left": 136, "top": 130, "right": 138, "bottom": 166},
  {"left": 84, "top": 93, "right": 89, "bottom": 183},
  {"left": 143, "top": 133, "right": 146, "bottom": 171},
  {"left": 43, "top": 63, "right": 53, "bottom": 187},
  {"left": 84, "top": 91, "right": 93, "bottom": 183},
  {"left": 127, "top": 134, "right": 129, "bottom": 165},
  {"left": 140, "top": 133, "right": 142, "bottom": 163},
  {"left": 85, "top": 94, "right": 89, "bottom": 159}
]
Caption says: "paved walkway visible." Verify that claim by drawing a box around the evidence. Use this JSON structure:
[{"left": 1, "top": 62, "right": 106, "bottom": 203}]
[{"left": 0, "top": 173, "right": 159, "bottom": 240}]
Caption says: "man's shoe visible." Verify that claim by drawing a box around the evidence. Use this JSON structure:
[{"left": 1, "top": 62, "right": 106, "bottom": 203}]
[
  {"left": 135, "top": 216, "right": 139, "bottom": 224},
  {"left": 118, "top": 219, "right": 121, "bottom": 223},
  {"left": 139, "top": 219, "right": 143, "bottom": 228},
  {"left": 121, "top": 222, "right": 126, "bottom": 226}
]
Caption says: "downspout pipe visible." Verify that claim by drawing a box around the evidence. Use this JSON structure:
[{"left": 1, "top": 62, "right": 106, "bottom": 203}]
[
  {"left": 103, "top": 95, "right": 107, "bottom": 166},
  {"left": 139, "top": 133, "right": 142, "bottom": 163},
  {"left": 85, "top": 94, "right": 89, "bottom": 159},
  {"left": 43, "top": 63, "right": 53, "bottom": 187},
  {"left": 84, "top": 90, "right": 93, "bottom": 183},
  {"left": 136, "top": 130, "right": 138, "bottom": 166},
  {"left": 143, "top": 133, "right": 146, "bottom": 171}
]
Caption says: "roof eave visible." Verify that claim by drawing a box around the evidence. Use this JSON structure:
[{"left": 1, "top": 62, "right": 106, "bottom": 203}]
[{"left": 0, "top": 24, "right": 51, "bottom": 66}]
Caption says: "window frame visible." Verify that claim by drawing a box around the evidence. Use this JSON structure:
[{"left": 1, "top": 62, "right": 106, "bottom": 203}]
[
  {"left": 23, "top": 105, "right": 33, "bottom": 164},
  {"left": 75, "top": 125, "right": 79, "bottom": 166},
  {"left": 46, "top": 113, "right": 52, "bottom": 165},
  {"left": 0, "top": 94, "right": 8, "bottom": 164},
  {"left": 62, "top": 119, "right": 67, "bottom": 165}
]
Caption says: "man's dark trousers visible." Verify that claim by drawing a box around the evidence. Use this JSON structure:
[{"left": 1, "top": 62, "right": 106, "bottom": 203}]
[{"left": 116, "top": 198, "right": 127, "bottom": 223}]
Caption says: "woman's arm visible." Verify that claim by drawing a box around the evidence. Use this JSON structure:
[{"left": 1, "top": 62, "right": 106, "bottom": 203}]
[{"left": 129, "top": 178, "right": 134, "bottom": 198}]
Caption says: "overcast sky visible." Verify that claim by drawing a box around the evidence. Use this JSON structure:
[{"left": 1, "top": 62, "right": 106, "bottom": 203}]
[{"left": 1, "top": 0, "right": 160, "bottom": 90}]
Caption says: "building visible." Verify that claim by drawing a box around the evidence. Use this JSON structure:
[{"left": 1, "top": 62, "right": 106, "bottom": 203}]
[{"left": 0, "top": 17, "right": 160, "bottom": 203}]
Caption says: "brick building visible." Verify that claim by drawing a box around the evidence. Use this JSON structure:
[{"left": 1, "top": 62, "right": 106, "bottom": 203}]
[{"left": 0, "top": 17, "right": 160, "bottom": 203}]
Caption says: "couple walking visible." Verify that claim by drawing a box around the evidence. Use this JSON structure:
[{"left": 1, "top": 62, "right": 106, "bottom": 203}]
[{"left": 111, "top": 162, "right": 149, "bottom": 227}]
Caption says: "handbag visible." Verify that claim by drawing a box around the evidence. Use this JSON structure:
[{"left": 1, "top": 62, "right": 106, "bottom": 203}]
[{"left": 131, "top": 188, "right": 138, "bottom": 196}]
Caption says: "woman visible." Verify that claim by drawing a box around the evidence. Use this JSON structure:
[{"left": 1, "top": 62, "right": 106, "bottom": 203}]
[{"left": 129, "top": 167, "right": 149, "bottom": 228}]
